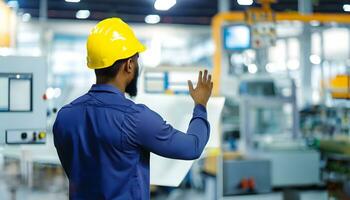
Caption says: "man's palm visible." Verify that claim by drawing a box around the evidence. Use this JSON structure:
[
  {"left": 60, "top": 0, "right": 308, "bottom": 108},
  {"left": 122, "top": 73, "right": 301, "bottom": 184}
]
[{"left": 188, "top": 70, "right": 213, "bottom": 107}]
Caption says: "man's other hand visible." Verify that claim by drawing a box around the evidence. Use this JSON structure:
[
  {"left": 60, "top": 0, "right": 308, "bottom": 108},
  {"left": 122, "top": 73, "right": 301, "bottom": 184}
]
[{"left": 187, "top": 70, "right": 213, "bottom": 107}]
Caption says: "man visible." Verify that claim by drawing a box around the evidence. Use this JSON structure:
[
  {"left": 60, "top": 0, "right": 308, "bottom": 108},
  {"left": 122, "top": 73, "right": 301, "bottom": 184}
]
[{"left": 53, "top": 18, "right": 213, "bottom": 200}]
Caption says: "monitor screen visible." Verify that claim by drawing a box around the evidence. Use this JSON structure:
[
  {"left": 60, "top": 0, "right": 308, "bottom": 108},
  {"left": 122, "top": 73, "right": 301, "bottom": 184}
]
[
  {"left": 223, "top": 25, "right": 251, "bottom": 51},
  {"left": 239, "top": 81, "right": 276, "bottom": 96}
]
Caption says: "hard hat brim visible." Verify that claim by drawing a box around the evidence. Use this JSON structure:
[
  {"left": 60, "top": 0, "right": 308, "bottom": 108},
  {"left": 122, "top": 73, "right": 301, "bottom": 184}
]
[{"left": 87, "top": 42, "right": 146, "bottom": 70}]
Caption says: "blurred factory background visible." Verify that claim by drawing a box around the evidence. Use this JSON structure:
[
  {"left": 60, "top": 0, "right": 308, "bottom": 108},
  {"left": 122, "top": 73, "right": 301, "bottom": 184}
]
[{"left": 0, "top": 0, "right": 350, "bottom": 199}]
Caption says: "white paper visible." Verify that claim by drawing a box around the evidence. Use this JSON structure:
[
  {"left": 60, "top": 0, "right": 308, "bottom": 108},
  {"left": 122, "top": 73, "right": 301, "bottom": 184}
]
[
  {"left": 150, "top": 154, "right": 193, "bottom": 187},
  {"left": 135, "top": 94, "right": 225, "bottom": 186}
]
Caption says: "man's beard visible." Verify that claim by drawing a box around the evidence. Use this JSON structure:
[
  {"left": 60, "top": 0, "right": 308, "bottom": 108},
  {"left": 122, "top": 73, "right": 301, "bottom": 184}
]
[{"left": 125, "top": 67, "right": 139, "bottom": 97}]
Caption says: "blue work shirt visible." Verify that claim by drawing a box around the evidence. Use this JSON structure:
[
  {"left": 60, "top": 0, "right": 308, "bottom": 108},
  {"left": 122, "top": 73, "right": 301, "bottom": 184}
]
[{"left": 53, "top": 84, "right": 210, "bottom": 200}]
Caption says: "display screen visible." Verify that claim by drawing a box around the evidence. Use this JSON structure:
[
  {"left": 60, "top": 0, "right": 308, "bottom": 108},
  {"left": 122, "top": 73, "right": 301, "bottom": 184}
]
[
  {"left": 223, "top": 25, "right": 251, "bottom": 51},
  {"left": 239, "top": 81, "right": 276, "bottom": 96},
  {"left": 0, "top": 73, "right": 32, "bottom": 112}
]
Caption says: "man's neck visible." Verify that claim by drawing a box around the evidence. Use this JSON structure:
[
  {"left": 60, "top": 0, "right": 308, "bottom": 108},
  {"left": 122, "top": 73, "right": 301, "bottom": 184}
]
[{"left": 103, "top": 82, "right": 126, "bottom": 94}]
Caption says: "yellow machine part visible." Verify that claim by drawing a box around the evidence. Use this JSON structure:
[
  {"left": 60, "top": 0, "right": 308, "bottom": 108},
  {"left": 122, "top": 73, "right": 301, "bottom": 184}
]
[{"left": 330, "top": 75, "right": 350, "bottom": 99}]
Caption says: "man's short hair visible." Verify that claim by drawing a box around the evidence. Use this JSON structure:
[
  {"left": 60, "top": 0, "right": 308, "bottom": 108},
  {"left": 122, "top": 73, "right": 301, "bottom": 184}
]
[
  {"left": 94, "top": 57, "right": 129, "bottom": 84},
  {"left": 95, "top": 54, "right": 138, "bottom": 84}
]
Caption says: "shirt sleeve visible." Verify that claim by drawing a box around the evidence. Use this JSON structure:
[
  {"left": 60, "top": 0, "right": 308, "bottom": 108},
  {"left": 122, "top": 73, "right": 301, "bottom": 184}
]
[{"left": 122, "top": 104, "right": 210, "bottom": 160}]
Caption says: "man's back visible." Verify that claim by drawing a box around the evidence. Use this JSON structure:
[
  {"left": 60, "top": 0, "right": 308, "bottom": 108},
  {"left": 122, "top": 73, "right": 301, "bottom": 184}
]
[
  {"left": 54, "top": 84, "right": 147, "bottom": 199},
  {"left": 53, "top": 84, "right": 210, "bottom": 200}
]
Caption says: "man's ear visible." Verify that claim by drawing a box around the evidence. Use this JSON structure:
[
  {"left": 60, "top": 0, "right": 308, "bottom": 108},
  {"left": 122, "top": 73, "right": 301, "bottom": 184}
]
[{"left": 125, "top": 58, "right": 133, "bottom": 73}]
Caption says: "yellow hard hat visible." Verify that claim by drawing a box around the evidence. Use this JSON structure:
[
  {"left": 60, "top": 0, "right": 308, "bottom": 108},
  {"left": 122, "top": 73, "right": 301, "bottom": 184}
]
[{"left": 86, "top": 18, "right": 146, "bottom": 69}]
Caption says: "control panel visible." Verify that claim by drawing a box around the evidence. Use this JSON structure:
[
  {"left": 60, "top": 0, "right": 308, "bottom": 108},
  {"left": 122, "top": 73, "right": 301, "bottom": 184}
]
[
  {"left": 6, "top": 129, "right": 46, "bottom": 144},
  {"left": 0, "top": 56, "right": 47, "bottom": 145}
]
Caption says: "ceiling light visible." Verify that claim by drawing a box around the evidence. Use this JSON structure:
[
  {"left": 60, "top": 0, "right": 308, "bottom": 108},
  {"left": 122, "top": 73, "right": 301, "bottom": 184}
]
[
  {"left": 145, "top": 14, "right": 161, "bottom": 24},
  {"left": 65, "top": 0, "right": 80, "bottom": 2},
  {"left": 154, "top": 0, "right": 176, "bottom": 11},
  {"left": 22, "top": 13, "right": 31, "bottom": 22},
  {"left": 344, "top": 4, "right": 350, "bottom": 12},
  {"left": 237, "top": 0, "right": 253, "bottom": 6},
  {"left": 309, "top": 55, "right": 321, "bottom": 65},
  {"left": 76, "top": 10, "right": 90, "bottom": 19},
  {"left": 7, "top": 0, "right": 19, "bottom": 8}
]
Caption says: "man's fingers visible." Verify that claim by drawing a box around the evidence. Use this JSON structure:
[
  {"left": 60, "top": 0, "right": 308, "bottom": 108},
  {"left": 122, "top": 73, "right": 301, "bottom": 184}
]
[
  {"left": 210, "top": 82, "right": 213, "bottom": 90},
  {"left": 198, "top": 71, "right": 203, "bottom": 84},
  {"left": 207, "top": 74, "right": 212, "bottom": 84},
  {"left": 203, "top": 70, "right": 208, "bottom": 82},
  {"left": 188, "top": 80, "right": 194, "bottom": 92}
]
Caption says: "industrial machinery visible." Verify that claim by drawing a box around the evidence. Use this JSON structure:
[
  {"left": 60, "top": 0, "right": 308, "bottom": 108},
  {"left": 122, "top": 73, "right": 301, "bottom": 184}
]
[
  {"left": 213, "top": 75, "right": 321, "bottom": 199},
  {"left": 222, "top": 158, "right": 271, "bottom": 196},
  {"left": 239, "top": 76, "right": 320, "bottom": 187},
  {"left": 0, "top": 56, "right": 49, "bottom": 198},
  {"left": 205, "top": 0, "right": 350, "bottom": 198},
  {"left": 0, "top": 56, "right": 47, "bottom": 145}
]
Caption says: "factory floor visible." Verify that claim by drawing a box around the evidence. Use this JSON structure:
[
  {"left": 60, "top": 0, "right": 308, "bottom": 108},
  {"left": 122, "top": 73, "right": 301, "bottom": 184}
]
[
  {"left": 153, "top": 189, "right": 329, "bottom": 200},
  {"left": 0, "top": 180, "right": 329, "bottom": 200},
  {"left": 0, "top": 181, "right": 67, "bottom": 200}
]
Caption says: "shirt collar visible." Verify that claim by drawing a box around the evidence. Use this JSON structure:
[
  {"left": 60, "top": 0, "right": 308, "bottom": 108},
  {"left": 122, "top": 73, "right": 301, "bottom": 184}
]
[{"left": 89, "top": 84, "right": 124, "bottom": 96}]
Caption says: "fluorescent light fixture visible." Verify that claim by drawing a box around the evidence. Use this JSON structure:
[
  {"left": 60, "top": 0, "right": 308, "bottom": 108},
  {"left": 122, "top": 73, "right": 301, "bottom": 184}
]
[
  {"left": 344, "top": 4, "right": 350, "bottom": 12},
  {"left": 7, "top": 0, "right": 19, "bottom": 8},
  {"left": 22, "top": 13, "right": 31, "bottom": 22},
  {"left": 76, "top": 10, "right": 90, "bottom": 19},
  {"left": 65, "top": 0, "right": 80, "bottom": 2},
  {"left": 145, "top": 14, "right": 160, "bottom": 24},
  {"left": 237, "top": 0, "right": 253, "bottom": 6},
  {"left": 154, "top": 0, "right": 176, "bottom": 11}
]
